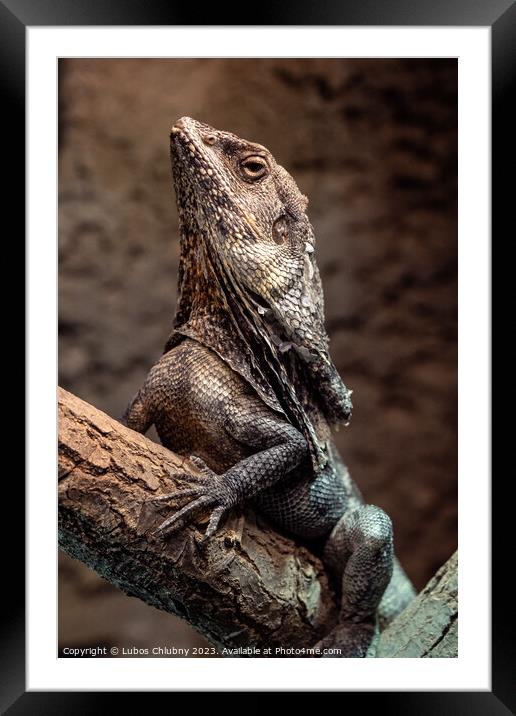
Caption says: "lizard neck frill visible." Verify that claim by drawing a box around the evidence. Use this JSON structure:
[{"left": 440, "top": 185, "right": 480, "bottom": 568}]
[
  {"left": 166, "top": 117, "right": 352, "bottom": 471},
  {"left": 165, "top": 225, "right": 330, "bottom": 472}
]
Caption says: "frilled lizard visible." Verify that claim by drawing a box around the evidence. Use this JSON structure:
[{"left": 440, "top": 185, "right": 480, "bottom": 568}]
[{"left": 123, "top": 116, "right": 415, "bottom": 657}]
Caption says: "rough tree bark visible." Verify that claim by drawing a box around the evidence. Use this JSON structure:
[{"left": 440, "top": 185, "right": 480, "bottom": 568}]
[
  {"left": 58, "top": 387, "right": 458, "bottom": 657},
  {"left": 377, "top": 552, "right": 457, "bottom": 658}
]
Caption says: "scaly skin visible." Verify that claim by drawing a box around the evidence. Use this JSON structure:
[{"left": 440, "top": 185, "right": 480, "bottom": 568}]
[{"left": 123, "top": 117, "right": 415, "bottom": 656}]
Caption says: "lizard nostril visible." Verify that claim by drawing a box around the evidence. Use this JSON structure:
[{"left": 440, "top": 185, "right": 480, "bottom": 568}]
[{"left": 203, "top": 133, "right": 217, "bottom": 146}]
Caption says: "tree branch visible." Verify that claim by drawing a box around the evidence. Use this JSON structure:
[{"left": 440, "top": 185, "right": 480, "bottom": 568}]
[
  {"left": 58, "top": 387, "right": 338, "bottom": 653},
  {"left": 377, "top": 551, "right": 458, "bottom": 658},
  {"left": 58, "top": 387, "right": 457, "bottom": 657}
]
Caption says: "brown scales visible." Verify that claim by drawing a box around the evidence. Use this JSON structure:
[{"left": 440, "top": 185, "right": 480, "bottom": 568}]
[
  {"left": 123, "top": 117, "right": 415, "bottom": 657},
  {"left": 165, "top": 117, "right": 353, "bottom": 472}
]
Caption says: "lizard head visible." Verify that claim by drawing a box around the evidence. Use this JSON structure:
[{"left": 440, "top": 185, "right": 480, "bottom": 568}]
[{"left": 170, "top": 116, "right": 352, "bottom": 428}]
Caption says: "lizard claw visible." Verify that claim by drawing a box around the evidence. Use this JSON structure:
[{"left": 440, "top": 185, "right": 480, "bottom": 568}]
[
  {"left": 151, "top": 487, "right": 201, "bottom": 503},
  {"left": 154, "top": 464, "right": 234, "bottom": 538},
  {"left": 188, "top": 455, "right": 213, "bottom": 475},
  {"left": 155, "top": 493, "right": 214, "bottom": 536},
  {"left": 150, "top": 456, "right": 219, "bottom": 506},
  {"left": 203, "top": 505, "right": 226, "bottom": 541}
]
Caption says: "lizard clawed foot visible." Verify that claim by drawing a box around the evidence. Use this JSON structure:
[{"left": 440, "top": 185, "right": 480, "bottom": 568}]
[
  {"left": 313, "top": 619, "right": 378, "bottom": 658},
  {"left": 152, "top": 457, "right": 235, "bottom": 539}
]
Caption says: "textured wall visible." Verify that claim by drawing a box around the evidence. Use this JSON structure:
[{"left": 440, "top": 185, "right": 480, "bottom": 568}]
[{"left": 58, "top": 58, "right": 457, "bottom": 655}]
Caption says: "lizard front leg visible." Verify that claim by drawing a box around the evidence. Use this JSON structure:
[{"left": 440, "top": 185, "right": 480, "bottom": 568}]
[{"left": 154, "top": 399, "right": 308, "bottom": 539}]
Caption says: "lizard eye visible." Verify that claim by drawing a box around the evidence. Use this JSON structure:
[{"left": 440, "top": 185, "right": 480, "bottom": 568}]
[
  {"left": 272, "top": 215, "right": 289, "bottom": 244},
  {"left": 240, "top": 155, "right": 269, "bottom": 181}
]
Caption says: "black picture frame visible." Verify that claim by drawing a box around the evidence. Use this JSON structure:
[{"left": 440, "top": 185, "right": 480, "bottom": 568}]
[{"left": 6, "top": 0, "right": 510, "bottom": 710}]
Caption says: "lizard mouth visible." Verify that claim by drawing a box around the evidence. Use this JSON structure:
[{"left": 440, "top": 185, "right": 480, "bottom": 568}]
[{"left": 170, "top": 118, "right": 189, "bottom": 143}]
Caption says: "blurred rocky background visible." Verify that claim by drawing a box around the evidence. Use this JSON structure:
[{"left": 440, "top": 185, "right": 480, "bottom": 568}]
[{"left": 58, "top": 58, "right": 457, "bottom": 656}]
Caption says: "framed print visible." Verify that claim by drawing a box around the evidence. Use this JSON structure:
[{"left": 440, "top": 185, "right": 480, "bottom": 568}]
[{"left": 6, "top": 0, "right": 511, "bottom": 709}]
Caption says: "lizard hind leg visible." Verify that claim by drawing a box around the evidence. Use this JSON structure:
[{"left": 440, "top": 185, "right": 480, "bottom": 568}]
[{"left": 317, "top": 504, "right": 394, "bottom": 658}]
